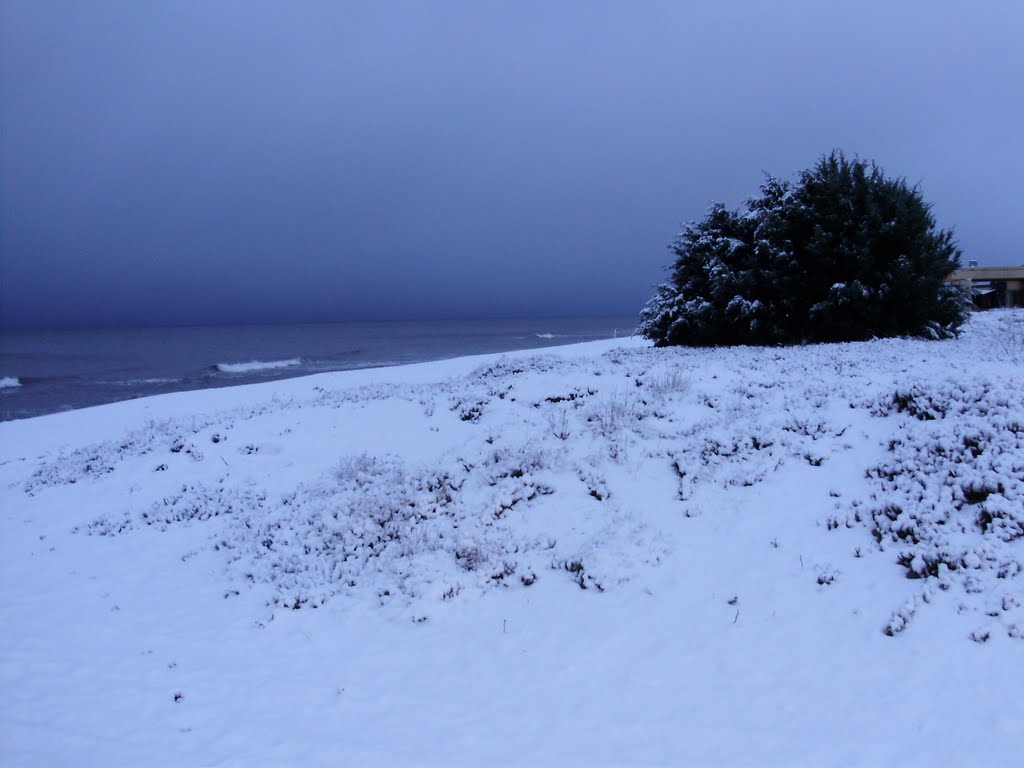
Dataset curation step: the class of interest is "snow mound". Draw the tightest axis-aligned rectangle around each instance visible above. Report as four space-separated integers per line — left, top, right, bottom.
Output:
78 443 665 609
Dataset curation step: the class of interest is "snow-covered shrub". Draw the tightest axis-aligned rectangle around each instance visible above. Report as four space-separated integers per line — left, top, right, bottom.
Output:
644 368 692 398
73 440 640 610
576 463 610 502
586 391 644 438
849 377 1024 637
669 429 785 503
546 410 572 440
640 150 966 346
335 452 397 485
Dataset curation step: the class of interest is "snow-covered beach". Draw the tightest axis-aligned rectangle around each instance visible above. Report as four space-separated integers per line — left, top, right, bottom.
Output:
2 310 1022 766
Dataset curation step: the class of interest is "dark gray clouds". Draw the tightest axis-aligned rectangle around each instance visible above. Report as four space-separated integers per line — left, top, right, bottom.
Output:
2 1 1022 329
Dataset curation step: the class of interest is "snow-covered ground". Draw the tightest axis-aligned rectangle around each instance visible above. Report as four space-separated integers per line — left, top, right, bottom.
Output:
2 310 1022 767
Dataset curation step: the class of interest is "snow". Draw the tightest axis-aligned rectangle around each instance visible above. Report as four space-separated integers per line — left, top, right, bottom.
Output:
0 376 20 388
215 358 302 373
2 310 1023 766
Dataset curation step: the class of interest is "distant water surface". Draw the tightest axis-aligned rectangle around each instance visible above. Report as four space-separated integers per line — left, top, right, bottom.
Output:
0 316 637 421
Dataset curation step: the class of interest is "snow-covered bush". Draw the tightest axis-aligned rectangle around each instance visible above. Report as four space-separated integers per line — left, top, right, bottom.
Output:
640 150 966 346
643 368 692 397
848 377 1024 637
586 391 644 438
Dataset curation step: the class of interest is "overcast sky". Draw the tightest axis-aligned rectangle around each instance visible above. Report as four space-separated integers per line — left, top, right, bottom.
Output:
1 1 1021 329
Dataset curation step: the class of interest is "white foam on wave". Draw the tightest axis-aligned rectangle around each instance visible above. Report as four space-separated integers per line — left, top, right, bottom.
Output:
216 359 302 374
0 377 21 389
535 333 556 339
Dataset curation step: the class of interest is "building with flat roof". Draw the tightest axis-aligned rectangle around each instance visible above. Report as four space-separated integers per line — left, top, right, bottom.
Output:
946 265 1024 309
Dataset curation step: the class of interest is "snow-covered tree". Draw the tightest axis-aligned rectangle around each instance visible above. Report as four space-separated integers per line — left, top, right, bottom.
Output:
640 151 966 346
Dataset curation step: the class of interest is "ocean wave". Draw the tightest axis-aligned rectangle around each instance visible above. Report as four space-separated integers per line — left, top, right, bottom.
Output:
215 359 302 374
535 333 557 339
0 377 21 389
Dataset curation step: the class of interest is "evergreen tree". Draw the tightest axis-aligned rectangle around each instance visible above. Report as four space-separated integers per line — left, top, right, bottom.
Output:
640 151 966 346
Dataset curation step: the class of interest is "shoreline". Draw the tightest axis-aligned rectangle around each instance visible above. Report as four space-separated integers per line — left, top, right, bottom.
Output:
0 336 642 450
0 318 640 424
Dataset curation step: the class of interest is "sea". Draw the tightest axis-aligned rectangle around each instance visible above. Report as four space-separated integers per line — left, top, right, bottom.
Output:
0 316 638 421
